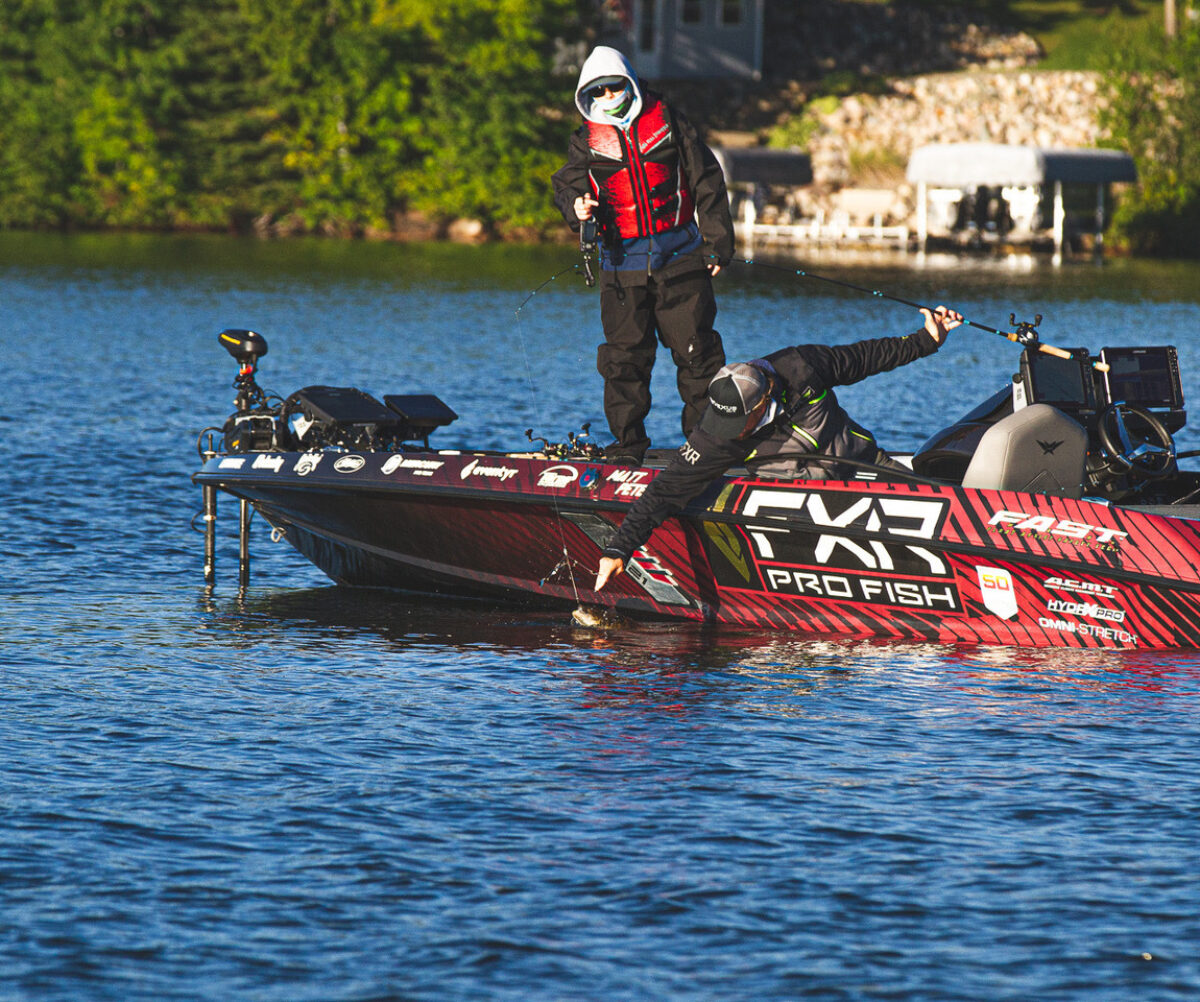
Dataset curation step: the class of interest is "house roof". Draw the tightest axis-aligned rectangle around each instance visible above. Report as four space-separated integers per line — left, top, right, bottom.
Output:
905 142 1137 187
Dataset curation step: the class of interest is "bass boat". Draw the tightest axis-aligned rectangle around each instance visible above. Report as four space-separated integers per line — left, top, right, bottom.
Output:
194 326 1200 650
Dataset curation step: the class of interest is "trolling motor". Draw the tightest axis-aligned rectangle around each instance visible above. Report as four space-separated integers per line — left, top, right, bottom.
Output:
220 328 269 413
218 328 284 452
580 217 598 288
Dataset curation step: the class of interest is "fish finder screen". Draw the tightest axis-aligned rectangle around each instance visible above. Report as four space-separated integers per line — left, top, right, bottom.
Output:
1020 349 1095 410
1099 346 1183 409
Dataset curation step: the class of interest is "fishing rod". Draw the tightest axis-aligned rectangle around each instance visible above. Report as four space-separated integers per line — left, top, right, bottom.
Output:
727 256 1110 372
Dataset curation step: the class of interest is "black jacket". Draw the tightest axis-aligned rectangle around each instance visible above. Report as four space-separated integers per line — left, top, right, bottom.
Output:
602 327 942 562
551 95 733 281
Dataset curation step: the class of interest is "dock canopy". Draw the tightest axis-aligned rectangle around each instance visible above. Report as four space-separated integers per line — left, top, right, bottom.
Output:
712 147 813 187
906 143 1136 188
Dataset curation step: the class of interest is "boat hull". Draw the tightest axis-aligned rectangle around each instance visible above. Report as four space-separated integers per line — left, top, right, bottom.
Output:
194 449 1200 650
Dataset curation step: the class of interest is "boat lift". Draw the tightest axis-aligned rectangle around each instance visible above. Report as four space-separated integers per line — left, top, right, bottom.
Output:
906 142 1138 261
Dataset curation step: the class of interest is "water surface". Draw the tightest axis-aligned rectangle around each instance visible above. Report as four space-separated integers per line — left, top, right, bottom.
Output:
3 233 1200 1001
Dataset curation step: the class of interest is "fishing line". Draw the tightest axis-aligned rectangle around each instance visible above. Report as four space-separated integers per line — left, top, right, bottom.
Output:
513 260 597 612
720 255 1106 368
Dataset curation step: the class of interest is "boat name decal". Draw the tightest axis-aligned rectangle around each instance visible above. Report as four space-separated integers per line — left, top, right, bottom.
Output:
537 464 579 489
460 459 519 482
334 455 366 473
762 568 960 611
382 455 444 476
1038 617 1138 646
987 510 1128 548
251 454 284 472
294 454 323 476
607 469 650 498
977 566 1018 620
218 457 246 469
1045 598 1126 623
1044 575 1118 598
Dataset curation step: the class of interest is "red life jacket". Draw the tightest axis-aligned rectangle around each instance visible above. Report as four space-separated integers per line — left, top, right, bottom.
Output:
584 95 695 241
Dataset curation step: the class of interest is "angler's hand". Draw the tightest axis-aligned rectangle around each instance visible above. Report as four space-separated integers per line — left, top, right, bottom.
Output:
595 556 624 591
574 195 599 221
921 305 963 344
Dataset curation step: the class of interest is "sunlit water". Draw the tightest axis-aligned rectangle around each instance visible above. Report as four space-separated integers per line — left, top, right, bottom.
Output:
3 233 1200 1001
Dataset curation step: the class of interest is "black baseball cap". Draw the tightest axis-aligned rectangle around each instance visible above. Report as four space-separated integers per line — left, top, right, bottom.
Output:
698 362 770 438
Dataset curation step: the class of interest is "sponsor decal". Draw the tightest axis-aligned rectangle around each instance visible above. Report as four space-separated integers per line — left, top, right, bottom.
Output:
537 464 580 490
294 453 322 476
1044 575 1118 598
987 510 1127 549
218 457 246 470
762 567 960 611
580 467 602 490
740 491 950 578
1045 598 1126 623
460 458 519 482
382 455 444 477
977 566 1018 620
743 489 948 541
703 521 751 583
251 454 284 473
1038 617 1138 646
333 455 366 474
680 443 701 464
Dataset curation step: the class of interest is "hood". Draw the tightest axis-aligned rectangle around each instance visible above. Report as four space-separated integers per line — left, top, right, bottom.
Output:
574 46 643 129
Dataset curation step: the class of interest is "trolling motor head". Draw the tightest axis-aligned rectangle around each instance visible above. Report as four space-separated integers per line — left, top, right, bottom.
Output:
219 328 269 369
219 328 270 418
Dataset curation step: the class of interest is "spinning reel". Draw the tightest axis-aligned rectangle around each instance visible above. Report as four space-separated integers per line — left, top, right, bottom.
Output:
524 422 602 460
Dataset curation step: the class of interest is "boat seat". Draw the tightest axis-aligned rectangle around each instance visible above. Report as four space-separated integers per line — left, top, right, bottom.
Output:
960 403 1087 498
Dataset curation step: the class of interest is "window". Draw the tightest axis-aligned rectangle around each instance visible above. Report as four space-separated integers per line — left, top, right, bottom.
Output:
639 0 656 50
681 0 703 25
720 0 743 25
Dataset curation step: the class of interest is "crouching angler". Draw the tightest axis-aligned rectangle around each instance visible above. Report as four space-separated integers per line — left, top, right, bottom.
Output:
593 306 964 590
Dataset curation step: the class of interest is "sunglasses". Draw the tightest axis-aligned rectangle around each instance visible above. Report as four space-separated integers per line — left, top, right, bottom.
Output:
588 82 624 100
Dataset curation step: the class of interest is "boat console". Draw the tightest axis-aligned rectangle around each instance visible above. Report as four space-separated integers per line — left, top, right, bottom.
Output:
913 343 1189 502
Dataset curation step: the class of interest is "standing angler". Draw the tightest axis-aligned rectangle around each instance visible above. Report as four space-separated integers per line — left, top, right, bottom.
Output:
552 45 734 467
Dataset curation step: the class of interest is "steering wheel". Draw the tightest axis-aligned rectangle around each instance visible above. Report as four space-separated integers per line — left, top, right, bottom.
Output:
1095 403 1176 479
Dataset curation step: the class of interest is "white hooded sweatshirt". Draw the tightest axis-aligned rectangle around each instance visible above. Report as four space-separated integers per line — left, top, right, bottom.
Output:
574 46 643 131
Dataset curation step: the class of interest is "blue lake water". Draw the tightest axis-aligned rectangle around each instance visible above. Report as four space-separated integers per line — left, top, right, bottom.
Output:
3 232 1200 1000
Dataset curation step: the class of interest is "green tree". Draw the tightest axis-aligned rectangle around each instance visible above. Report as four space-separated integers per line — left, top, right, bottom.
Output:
1101 17 1200 256
375 0 582 235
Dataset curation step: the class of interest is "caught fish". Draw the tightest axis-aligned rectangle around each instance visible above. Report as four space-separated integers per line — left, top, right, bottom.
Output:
571 604 625 629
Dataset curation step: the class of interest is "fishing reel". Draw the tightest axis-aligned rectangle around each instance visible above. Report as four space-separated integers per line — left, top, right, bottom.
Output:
580 218 598 288
1008 313 1043 346
524 422 602 460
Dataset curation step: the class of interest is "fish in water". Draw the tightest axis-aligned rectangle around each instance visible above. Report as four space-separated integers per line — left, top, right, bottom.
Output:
571 604 625 629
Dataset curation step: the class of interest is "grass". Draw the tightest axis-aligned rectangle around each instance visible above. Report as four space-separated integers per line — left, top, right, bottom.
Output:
907 0 1168 69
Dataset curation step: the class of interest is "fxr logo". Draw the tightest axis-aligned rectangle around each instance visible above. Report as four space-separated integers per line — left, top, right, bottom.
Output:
743 489 947 539
741 489 949 574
